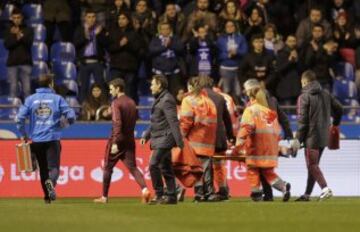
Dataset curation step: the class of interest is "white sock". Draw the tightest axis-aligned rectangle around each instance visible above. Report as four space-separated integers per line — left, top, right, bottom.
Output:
142 187 149 194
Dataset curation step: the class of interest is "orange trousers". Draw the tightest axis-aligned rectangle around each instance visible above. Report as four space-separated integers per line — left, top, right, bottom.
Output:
247 167 280 193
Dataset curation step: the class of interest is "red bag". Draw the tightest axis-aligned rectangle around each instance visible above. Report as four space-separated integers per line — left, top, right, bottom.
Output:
328 126 340 150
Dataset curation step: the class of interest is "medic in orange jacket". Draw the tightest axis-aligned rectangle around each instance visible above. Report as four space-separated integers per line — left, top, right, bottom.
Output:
180 89 217 157
235 79 291 202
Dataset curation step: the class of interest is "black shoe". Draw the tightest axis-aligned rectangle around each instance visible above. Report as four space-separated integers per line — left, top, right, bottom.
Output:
193 196 205 203
45 179 56 201
283 182 291 202
44 198 51 204
177 188 186 202
263 197 274 202
148 196 163 205
160 196 177 205
216 193 229 201
295 195 310 202
250 192 263 202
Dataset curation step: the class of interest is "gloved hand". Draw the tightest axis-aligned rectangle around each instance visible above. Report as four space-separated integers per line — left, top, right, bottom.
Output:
290 139 301 150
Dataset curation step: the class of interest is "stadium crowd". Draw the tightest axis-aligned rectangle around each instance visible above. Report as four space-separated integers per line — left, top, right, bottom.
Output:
0 0 360 121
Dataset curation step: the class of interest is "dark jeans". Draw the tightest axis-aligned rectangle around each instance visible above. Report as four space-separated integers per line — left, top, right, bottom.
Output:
30 140 61 200
304 148 327 195
79 62 105 102
149 148 176 199
45 21 72 47
110 69 138 103
194 156 215 199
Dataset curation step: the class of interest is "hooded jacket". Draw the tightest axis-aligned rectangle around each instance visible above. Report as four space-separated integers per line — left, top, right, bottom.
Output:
296 81 343 148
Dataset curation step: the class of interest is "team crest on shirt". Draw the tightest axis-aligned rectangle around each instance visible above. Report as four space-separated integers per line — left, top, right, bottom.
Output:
35 102 52 120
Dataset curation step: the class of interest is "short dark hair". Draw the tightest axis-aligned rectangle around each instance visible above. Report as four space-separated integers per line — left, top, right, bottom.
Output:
152 75 168 90
251 33 264 43
38 74 54 88
85 8 96 15
109 78 125 92
301 70 317 82
312 23 324 30
11 8 22 16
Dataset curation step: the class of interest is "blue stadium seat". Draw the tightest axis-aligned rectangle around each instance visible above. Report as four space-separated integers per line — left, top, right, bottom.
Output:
63 79 79 95
31 61 49 79
0 96 21 120
65 96 81 117
50 42 76 63
0 4 15 21
0 40 8 81
0 39 8 61
22 4 43 24
52 61 77 81
333 79 358 104
30 24 46 42
138 96 154 106
32 42 48 62
0 62 7 81
335 62 355 81
138 108 151 121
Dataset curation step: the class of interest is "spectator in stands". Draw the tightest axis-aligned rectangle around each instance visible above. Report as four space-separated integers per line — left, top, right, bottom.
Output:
132 0 156 46
263 23 284 56
188 23 217 78
4 8 33 98
217 19 248 104
108 12 142 103
106 0 130 29
81 83 110 121
43 0 72 47
218 0 247 34
74 8 107 102
158 3 186 40
245 0 270 25
243 7 264 41
149 22 184 97
80 0 109 27
296 6 332 48
239 34 276 95
184 0 218 42
333 11 356 49
302 24 338 91
275 34 301 106
330 0 351 23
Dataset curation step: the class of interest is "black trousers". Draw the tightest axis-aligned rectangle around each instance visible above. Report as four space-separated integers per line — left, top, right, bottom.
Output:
261 173 273 200
30 140 61 200
149 148 176 199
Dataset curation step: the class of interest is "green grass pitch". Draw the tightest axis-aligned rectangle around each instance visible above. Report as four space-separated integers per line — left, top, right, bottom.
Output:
0 197 359 232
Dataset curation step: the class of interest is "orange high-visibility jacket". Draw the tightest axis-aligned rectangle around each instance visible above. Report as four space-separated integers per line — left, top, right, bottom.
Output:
213 87 239 135
180 90 217 157
235 100 281 168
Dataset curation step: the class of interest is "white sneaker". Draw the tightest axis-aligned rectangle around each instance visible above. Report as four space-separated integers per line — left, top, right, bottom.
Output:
319 187 333 201
94 196 108 203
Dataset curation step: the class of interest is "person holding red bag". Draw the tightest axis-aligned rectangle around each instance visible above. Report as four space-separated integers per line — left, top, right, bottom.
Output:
292 70 343 201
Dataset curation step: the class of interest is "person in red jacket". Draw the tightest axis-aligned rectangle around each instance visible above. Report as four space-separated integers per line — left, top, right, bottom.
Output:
94 78 151 204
